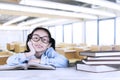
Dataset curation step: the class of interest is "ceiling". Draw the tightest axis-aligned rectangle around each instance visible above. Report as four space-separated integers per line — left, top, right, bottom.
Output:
0 0 119 28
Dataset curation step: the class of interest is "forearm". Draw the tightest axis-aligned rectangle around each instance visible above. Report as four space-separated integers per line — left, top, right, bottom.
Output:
40 56 68 68
24 52 35 58
28 58 40 64
6 53 28 66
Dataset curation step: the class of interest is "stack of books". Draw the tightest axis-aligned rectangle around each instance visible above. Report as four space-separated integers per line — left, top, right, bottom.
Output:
76 51 120 72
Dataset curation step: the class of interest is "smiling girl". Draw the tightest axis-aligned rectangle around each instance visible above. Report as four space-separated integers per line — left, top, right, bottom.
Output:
7 27 69 68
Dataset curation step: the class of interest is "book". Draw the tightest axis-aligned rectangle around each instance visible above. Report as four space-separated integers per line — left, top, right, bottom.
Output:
76 61 120 73
82 59 120 64
80 51 120 57
87 56 120 61
0 63 56 70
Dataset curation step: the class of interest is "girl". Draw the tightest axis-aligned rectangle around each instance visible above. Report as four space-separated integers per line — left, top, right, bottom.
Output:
7 27 68 68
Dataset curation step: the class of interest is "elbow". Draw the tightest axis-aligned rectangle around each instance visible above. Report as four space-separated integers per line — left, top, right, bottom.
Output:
55 60 69 68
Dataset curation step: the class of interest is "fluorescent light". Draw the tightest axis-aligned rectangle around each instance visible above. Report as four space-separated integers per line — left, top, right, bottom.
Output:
31 19 77 27
0 2 97 19
20 0 115 17
18 18 49 26
3 16 28 26
75 0 120 11
0 25 30 30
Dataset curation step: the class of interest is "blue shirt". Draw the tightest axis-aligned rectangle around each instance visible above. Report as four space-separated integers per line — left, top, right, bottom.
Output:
7 47 69 68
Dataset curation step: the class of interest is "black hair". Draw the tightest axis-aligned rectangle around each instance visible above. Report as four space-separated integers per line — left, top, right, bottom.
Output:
51 38 55 50
25 27 55 52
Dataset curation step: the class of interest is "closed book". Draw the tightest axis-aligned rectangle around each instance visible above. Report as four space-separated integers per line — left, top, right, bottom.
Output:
80 51 120 57
82 59 120 64
76 61 120 73
87 56 120 61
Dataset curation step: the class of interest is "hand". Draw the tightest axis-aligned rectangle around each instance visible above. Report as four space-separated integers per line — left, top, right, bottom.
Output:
28 41 36 54
28 58 40 64
25 41 36 57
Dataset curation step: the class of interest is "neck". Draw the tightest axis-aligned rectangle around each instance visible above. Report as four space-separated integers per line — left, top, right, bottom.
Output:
35 51 43 58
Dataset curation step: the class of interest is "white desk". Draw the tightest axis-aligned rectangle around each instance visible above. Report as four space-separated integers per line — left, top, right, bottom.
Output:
0 67 120 80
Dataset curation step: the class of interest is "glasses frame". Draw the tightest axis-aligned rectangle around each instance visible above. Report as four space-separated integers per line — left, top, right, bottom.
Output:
31 34 50 44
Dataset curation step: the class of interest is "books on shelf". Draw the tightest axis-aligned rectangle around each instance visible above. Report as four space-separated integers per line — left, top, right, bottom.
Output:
76 61 120 73
0 62 56 70
80 51 120 57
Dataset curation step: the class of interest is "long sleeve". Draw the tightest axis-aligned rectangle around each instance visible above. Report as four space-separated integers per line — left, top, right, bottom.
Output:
6 53 29 66
6 47 69 68
40 47 69 68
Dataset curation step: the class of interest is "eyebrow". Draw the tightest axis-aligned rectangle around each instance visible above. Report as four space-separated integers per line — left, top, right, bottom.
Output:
33 34 48 37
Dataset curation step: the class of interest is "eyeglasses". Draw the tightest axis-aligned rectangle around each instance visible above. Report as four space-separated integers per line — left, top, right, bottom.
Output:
31 34 50 44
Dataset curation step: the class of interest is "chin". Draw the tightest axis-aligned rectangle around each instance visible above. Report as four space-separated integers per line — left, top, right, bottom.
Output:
36 49 43 52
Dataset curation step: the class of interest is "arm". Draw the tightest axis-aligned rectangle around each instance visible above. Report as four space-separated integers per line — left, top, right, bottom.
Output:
7 41 36 66
47 54 69 68
6 53 28 66
40 48 69 68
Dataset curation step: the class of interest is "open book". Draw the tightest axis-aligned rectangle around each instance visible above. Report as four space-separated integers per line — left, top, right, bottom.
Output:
0 63 56 70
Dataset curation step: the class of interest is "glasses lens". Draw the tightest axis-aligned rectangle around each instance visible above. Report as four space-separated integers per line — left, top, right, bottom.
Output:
32 34 40 42
41 36 49 44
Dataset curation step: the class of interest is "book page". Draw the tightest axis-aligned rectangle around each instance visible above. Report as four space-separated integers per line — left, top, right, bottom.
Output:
0 64 27 70
28 62 56 70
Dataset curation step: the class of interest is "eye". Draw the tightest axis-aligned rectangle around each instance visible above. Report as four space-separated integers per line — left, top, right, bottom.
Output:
43 38 47 41
42 37 49 43
34 37 39 40
32 35 40 41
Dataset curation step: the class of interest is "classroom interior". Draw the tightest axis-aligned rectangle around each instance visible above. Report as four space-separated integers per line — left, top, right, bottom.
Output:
0 0 120 79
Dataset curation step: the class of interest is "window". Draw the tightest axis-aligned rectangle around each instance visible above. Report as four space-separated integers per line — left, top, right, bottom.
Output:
99 19 114 45
86 20 97 46
63 24 72 43
55 25 63 44
116 17 120 45
73 22 84 44
49 26 56 39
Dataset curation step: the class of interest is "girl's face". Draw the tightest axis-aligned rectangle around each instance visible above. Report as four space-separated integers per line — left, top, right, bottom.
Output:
31 30 51 53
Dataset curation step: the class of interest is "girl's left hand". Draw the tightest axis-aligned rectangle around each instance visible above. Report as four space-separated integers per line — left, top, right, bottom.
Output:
28 58 40 64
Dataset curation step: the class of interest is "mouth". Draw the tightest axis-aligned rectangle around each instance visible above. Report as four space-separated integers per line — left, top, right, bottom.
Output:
35 44 43 48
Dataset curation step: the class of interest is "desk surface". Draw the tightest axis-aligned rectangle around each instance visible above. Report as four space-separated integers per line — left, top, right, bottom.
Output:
0 67 120 80
64 49 76 52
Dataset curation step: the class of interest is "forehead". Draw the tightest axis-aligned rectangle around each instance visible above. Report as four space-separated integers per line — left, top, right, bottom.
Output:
33 30 48 36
